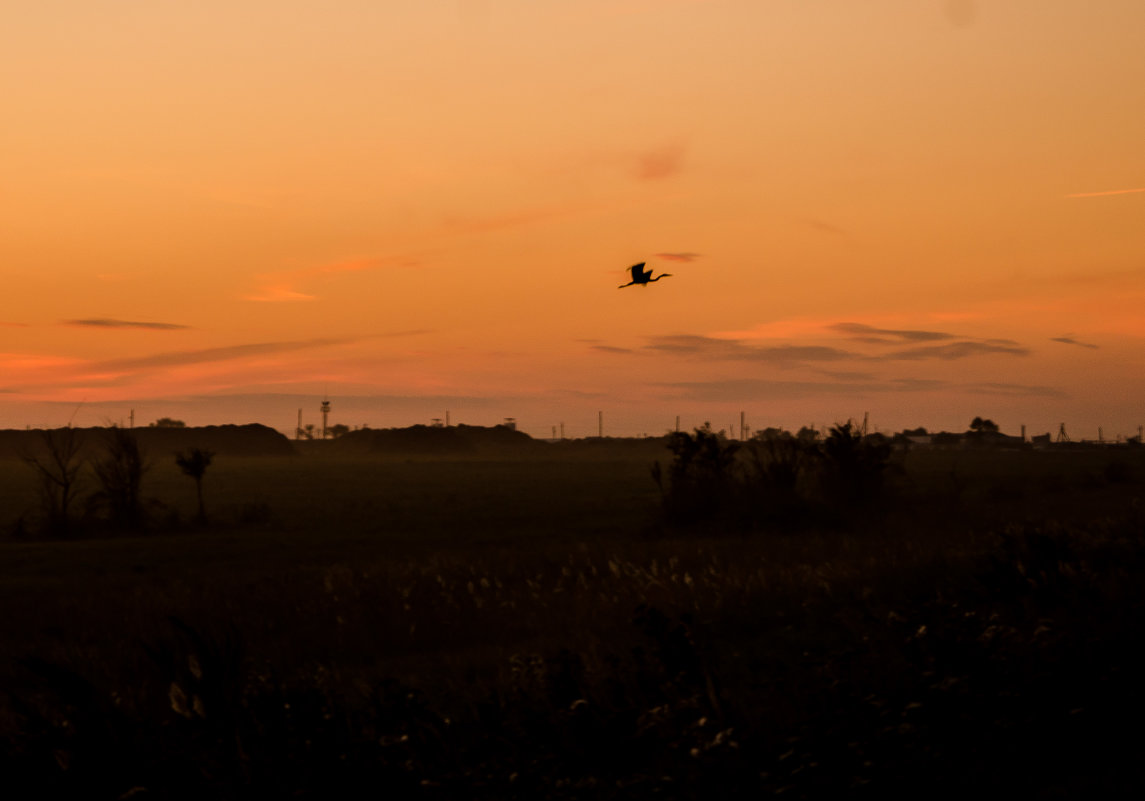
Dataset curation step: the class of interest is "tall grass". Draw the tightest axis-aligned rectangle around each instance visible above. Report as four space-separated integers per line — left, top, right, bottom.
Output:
2 443 1145 796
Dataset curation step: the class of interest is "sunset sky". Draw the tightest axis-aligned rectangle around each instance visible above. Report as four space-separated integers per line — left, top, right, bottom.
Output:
3 1 1143 439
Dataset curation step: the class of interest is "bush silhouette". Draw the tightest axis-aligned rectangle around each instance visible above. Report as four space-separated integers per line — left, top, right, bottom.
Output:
91 427 150 530
654 424 739 524
817 421 892 508
655 421 892 530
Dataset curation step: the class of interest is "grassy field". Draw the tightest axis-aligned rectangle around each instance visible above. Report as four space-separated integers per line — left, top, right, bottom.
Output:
2 440 1144 798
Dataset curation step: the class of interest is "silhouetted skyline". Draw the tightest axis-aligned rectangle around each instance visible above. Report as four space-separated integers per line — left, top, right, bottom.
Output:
3 2 1143 436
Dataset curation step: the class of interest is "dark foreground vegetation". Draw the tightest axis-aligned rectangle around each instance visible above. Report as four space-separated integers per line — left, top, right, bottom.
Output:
1 423 1144 798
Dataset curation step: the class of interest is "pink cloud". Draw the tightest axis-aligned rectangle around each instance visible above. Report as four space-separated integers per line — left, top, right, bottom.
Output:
634 142 686 181
1065 187 1145 198
245 284 317 302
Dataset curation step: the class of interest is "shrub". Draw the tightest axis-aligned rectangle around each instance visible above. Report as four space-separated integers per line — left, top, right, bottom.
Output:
654 421 892 531
817 421 891 508
653 425 739 525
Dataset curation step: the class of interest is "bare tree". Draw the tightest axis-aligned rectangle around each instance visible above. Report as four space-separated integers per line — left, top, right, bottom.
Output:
91 426 150 529
22 427 87 537
175 449 214 524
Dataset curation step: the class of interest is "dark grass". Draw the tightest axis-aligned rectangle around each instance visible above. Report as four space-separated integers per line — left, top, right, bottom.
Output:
2 444 1145 797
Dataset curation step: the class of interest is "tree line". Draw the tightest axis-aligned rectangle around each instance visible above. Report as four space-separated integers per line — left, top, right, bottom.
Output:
20 427 213 538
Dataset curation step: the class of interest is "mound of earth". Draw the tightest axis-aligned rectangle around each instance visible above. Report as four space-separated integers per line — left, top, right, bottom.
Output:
0 424 294 461
329 424 542 456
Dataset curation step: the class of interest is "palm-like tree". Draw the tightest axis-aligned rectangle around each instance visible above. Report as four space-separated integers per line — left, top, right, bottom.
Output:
175 448 214 524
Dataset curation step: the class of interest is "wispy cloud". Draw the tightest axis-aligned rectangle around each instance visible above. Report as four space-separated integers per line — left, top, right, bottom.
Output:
818 369 878 381
1065 187 1145 199
245 286 317 303
652 377 947 401
943 0 977 28
881 341 1030 360
96 337 357 371
645 335 855 363
964 382 1066 398
653 376 1061 401
598 330 1030 364
633 142 686 181
654 252 701 262
65 318 191 330
443 202 587 235
245 255 421 303
1051 336 1099 350
831 322 956 344
805 219 845 235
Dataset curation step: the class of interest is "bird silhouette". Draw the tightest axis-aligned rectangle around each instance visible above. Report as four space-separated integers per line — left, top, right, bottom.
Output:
618 262 672 289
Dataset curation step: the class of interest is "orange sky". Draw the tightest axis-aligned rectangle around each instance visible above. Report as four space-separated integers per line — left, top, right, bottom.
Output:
3 1 1144 438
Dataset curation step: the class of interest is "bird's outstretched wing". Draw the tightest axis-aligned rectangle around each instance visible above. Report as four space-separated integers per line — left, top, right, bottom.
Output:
630 262 648 281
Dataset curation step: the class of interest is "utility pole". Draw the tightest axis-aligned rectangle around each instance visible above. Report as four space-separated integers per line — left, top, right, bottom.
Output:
296 409 302 440
129 409 134 429
598 411 603 438
560 422 565 440
740 411 745 441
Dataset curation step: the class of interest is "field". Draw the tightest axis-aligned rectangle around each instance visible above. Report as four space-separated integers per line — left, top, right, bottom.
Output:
2 436 1145 798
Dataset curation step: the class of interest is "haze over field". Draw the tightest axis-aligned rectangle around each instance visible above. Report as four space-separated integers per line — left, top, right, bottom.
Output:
3 1 1143 437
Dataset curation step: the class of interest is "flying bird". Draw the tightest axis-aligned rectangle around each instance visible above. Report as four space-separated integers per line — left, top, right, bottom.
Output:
618 262 672 289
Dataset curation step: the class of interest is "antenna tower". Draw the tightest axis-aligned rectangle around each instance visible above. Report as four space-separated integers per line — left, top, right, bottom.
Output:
1056 423 1070 443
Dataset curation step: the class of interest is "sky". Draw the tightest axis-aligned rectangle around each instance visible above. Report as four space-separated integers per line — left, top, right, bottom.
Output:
2 0 1144 439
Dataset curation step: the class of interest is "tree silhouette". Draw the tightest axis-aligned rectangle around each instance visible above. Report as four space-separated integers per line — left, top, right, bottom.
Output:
175 448 214 524
969 417 999 434
92 426 150 529
21 427 86 537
